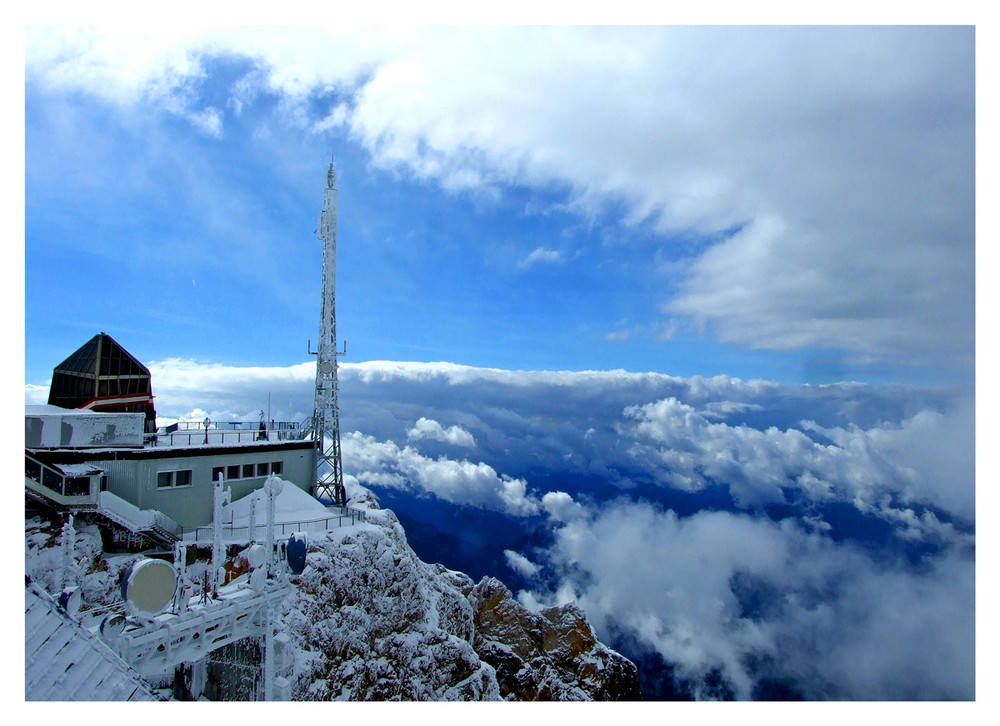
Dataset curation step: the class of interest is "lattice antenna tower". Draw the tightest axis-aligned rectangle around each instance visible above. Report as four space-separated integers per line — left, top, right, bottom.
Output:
310 159 347 507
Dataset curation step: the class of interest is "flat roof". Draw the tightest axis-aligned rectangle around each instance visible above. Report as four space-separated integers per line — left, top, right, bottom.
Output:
28 438 314 464
25 404 138 417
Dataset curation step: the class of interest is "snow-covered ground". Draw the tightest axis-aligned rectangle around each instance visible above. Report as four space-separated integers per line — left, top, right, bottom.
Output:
25 484 639 701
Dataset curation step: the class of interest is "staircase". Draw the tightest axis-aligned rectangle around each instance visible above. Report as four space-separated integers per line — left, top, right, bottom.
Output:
95 491 181 547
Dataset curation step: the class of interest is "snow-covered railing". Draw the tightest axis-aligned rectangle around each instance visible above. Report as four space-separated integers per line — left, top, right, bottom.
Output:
146 421 307 448
188 507 366 544
111 586 290 678
97 491 182 541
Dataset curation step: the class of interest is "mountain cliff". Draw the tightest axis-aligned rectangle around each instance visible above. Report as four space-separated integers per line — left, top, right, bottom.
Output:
277 503 641 701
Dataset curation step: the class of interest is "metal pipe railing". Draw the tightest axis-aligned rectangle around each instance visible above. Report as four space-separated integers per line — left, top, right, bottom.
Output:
190 508 366 543
145 427 308 448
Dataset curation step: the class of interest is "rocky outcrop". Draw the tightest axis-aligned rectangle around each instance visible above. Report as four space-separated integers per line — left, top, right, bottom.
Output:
469 577 642 700
278 508 498 701
277 507 641 701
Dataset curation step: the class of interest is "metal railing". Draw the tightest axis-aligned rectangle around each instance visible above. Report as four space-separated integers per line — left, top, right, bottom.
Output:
96 490 182 542
145 422 309 448
190 507 366 544
112 586 290 678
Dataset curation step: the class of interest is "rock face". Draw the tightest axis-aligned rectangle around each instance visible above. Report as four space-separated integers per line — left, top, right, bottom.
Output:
279 508 498 701
470 577 642 701
277 507 641 701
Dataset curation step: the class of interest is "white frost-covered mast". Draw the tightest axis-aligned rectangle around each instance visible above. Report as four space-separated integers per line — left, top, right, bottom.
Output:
311 159 347 507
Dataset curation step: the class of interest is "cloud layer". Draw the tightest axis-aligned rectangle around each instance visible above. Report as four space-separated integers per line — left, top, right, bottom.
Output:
24 358 975 698
522 500 974 700
25 26 975 372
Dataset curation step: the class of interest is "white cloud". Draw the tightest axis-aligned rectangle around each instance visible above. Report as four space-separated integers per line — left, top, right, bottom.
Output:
35 356 970 542
526 499 974 700
341 431 540 517
518 246 565 270
24 27 974 368
24 384 49 405
407 417 476 448
623 395 975 534
66 357 971 529
503 549 541 579
27 355 972 697
541 491 585 523
144 358 317 422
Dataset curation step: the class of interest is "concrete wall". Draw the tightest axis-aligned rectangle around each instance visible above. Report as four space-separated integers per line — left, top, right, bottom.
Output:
89 445 315 530
25 409 144 449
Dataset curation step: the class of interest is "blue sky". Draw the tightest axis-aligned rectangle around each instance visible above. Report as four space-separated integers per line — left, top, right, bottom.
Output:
23 25 975 390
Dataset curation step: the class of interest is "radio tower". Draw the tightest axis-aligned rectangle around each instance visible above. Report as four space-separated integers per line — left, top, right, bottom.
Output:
311 159 347 507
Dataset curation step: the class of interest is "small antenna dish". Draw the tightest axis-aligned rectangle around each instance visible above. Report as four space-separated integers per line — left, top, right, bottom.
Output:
245 543 266 569
100 613 126 642
58 586 82 615
121 558 178 617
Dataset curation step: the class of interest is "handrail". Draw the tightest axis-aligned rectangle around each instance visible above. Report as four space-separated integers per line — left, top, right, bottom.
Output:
96 491 182 540
190 507 366 543
162 420 302 432
144 428 309 448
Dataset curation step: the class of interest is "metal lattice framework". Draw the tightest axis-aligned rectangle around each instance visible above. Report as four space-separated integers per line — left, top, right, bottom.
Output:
311 160 347 507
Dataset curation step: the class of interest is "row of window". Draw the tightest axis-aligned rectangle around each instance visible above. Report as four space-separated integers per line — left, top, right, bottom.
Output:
156 460 283 489
157 469 192 488
49 372 151 402
212 461 283 483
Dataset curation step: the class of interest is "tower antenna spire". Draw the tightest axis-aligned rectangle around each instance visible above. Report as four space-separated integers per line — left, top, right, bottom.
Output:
311 157 347 507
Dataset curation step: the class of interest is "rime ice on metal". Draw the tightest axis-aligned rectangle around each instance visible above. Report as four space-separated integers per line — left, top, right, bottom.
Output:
312 159 347 507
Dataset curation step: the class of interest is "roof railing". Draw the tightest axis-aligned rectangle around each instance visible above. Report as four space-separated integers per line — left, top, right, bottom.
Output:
188 507 366 544
146 421 309 448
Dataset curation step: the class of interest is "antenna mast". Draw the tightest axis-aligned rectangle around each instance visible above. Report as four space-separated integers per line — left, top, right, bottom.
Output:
311 159 347 507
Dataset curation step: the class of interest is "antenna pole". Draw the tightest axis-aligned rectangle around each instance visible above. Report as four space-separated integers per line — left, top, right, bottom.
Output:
312 159 347 508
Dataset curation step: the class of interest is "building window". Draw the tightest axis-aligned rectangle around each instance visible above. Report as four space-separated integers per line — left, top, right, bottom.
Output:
65 477 91 496
227 465 241 480
212 466 224 482
242 463 255 478
271 461 282 475
157 469 193 488
256 463 269 477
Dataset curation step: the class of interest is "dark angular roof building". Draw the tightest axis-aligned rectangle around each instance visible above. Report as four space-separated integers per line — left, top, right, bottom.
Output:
47 332 157 433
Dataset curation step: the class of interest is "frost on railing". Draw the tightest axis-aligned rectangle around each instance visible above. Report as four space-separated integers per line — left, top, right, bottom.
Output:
191 508 366 544
147 420 308 448
97 491 181 538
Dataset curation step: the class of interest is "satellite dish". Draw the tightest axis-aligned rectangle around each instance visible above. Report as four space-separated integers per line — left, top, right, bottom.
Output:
100 613 126 642
121 558 178 617
245 543 265 569
320 361 334 374
58 586 81 615
287 533 308 575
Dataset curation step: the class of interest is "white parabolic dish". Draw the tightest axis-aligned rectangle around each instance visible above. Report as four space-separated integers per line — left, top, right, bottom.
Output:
122 558 177 617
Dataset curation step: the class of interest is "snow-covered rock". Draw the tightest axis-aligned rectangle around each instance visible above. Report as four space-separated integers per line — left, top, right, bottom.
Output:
276 505 640 701
278 507 499 700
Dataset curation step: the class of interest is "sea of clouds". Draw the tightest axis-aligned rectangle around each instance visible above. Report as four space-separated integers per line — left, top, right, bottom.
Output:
25 358 975 699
